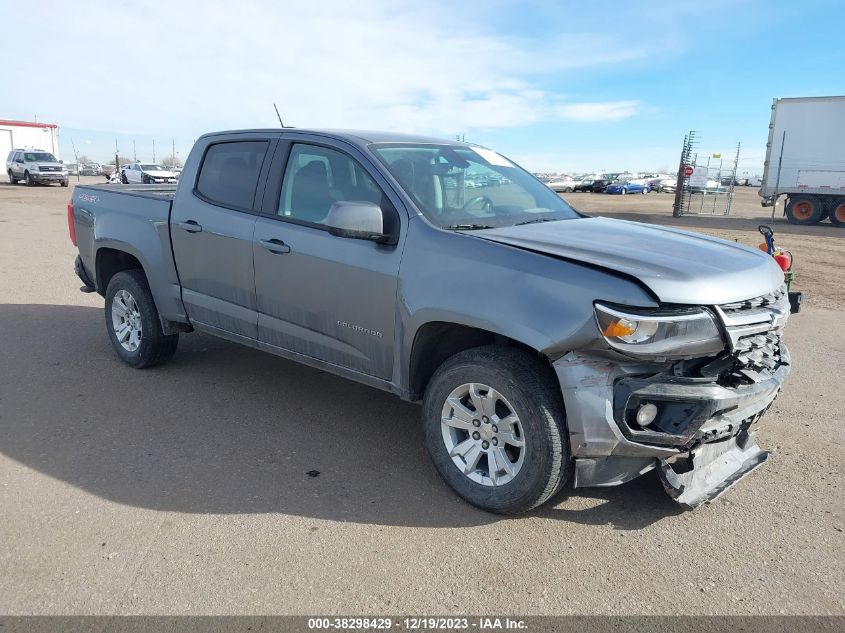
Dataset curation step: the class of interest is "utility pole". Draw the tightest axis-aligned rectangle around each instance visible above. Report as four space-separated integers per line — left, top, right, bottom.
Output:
133 140 137 162
172 139 176 166
70 138 80 182
152 140 156 163
114 139 120 172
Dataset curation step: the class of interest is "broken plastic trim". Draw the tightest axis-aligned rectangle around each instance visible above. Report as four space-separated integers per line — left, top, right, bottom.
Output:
658 430 768 509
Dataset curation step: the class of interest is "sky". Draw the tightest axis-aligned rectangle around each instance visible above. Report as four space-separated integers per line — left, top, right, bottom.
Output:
2 0 842 175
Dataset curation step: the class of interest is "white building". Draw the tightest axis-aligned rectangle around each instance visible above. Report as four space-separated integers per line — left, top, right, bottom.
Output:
0 119 60 160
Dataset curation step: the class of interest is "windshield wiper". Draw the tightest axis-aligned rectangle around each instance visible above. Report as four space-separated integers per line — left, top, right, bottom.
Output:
445 223 495 230
513 218 559 226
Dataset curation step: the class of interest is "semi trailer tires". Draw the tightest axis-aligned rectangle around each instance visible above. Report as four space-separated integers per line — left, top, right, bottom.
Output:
828 198 845 227
785 195 823 225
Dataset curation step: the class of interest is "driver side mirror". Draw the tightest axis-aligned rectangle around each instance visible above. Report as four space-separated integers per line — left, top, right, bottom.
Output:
325 201 396 244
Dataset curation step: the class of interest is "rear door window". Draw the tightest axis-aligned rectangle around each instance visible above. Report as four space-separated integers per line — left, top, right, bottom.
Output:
195 141 270 211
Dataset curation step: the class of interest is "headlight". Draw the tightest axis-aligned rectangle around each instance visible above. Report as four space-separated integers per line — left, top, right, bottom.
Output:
594 303 724 359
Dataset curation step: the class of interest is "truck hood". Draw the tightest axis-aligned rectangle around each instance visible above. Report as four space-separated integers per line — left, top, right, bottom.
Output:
474 217 784 305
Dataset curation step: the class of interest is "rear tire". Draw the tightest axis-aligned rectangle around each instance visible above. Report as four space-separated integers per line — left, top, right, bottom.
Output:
422 346 571 515
105 270 179 369
828 198 845 227
7 170 16 184
785 195 823 225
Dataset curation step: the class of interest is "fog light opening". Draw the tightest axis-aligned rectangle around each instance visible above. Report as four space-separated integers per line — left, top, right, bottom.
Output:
635 403 658 427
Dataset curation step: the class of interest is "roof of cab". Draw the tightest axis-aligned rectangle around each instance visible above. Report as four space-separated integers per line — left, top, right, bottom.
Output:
199 128 471 148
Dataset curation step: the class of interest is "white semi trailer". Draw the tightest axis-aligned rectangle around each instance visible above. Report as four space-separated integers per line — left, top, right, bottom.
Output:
760 96 845 227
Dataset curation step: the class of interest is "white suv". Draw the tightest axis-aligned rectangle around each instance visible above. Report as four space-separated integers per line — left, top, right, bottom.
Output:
6 149 69 187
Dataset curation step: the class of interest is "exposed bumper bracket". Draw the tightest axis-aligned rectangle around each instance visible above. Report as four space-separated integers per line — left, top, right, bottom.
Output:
658 430 768 509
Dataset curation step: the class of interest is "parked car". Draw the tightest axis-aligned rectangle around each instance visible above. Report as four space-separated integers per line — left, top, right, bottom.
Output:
606 180 651 194
80 163 101 176
590 178 615 192
6 149 69 186
547 177 575 192
658 178 677 193
68 128 794 514
121 163 178 184
573 178 595 192
690 179 724 193
65 163 80 176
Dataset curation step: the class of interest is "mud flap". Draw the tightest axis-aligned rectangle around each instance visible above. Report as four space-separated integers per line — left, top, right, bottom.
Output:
658 431 768 509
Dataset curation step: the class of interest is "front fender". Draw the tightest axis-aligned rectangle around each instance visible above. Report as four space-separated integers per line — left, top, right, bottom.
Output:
396 219 657 394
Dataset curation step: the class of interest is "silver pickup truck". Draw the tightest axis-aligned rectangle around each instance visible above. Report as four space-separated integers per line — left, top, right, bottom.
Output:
68 129 794 514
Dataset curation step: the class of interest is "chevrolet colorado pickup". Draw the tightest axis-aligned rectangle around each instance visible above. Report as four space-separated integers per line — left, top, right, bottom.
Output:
68 129 794 514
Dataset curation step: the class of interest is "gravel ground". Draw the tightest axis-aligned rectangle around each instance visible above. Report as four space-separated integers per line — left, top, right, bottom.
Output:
0 176 842 615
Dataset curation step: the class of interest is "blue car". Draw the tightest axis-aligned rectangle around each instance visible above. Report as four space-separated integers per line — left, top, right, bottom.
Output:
605 180 651 195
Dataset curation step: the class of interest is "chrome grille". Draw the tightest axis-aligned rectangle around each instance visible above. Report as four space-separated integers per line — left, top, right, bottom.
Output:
715 285 789 383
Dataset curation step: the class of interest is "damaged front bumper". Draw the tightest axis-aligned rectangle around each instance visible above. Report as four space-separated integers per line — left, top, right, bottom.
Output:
553 344 790 509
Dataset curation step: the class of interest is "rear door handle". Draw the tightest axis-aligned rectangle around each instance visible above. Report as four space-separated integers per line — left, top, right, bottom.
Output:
175 220 203 233
259 238 291 254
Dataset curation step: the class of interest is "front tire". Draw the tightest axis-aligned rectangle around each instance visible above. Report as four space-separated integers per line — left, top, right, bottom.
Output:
24 171 34 186
621 187 627 195
105 270 179 368
422 346 571 515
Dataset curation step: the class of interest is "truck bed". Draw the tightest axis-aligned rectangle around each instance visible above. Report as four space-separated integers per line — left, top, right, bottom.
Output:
71 183 186 326
78 183 178 200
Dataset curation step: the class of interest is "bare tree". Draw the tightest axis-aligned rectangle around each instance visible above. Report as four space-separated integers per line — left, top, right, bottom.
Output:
107 156 133 168
160 154 183 169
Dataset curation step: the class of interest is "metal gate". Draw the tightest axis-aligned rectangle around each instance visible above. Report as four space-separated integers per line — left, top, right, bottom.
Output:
672 131 740 217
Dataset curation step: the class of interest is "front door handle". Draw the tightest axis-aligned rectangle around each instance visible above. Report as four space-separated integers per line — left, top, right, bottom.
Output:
175 220 203 233
259 238 291 254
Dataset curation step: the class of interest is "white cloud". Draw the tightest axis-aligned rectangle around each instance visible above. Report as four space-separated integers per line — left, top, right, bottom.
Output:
555 101 640 122
0 0 648 137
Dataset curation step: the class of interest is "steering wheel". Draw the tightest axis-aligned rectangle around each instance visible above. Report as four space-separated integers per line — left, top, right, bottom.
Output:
462 195 493 212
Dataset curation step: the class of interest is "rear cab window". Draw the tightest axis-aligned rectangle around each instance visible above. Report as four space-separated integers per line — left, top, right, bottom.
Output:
195 141 270 211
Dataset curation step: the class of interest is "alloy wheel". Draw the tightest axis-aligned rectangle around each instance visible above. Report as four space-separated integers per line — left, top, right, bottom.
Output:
111 289 143 352
440 382 526 486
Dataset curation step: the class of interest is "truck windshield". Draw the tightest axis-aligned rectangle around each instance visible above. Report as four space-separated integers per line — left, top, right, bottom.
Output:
24 153 57 162
372 144 580 229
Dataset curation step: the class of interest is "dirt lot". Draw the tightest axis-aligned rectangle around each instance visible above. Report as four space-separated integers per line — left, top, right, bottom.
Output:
0 176 842 616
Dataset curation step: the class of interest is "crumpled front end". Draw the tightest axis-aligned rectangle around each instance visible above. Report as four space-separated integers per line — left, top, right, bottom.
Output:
554 286 792 508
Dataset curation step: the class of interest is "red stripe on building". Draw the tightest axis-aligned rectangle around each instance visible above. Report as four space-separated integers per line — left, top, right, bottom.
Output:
0 119 58 129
